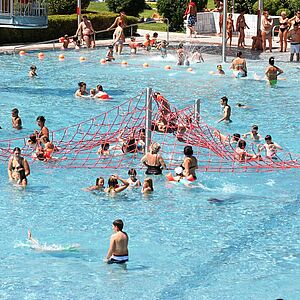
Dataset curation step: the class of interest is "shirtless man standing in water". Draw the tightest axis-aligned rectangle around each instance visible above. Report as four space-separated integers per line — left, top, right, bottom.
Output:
104 219 129 264
218 96 232 123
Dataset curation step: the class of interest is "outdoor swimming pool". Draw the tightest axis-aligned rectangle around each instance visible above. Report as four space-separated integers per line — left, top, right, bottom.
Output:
0 47 299 299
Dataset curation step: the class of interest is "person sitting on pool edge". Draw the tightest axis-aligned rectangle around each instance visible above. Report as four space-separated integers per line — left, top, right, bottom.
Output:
141 142 166 175
104 174 129 194
217 96 232 123
104 219 128 264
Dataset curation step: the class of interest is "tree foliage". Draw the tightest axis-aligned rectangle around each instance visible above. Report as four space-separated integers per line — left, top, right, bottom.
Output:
106 0 146 17
49 0 90 15
157 0 207 32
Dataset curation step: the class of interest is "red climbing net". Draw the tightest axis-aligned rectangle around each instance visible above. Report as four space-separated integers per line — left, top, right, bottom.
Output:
0 90 299 172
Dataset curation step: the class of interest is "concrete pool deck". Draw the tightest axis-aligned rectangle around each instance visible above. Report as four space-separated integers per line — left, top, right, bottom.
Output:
0 28 284 60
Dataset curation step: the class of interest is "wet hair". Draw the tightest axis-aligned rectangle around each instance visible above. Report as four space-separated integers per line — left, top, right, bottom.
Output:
178 43 184 48
265 135 272 141
128 168 137 176
221 96 228 104
30 65 37 70
13 147 21 153
123 138 137 153
252 125 258 131
101 142 109 150
153 32 158 38
269 56 275 66
144 178 154 191
78 81 86 87
108 45 113 49
42 137 50 143
236 103 242 107
238 140 246 148
96 177 104 185
36 116 46 123
29 134 37 143
233 133 241 141
150 142 161 154
237 51 242 58
184 145 193 156
97 84 103 91
113 219 124 231
130 36 136 41
108 176 118 188
12 108 19 114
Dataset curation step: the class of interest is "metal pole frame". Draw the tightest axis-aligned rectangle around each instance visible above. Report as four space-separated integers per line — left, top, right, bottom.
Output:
257 0 263 34
222 0 228 63
145 88 152 154
194 99 201 123
77 0 81 27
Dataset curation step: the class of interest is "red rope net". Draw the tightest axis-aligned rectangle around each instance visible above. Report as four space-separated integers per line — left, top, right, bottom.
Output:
0 90 299 173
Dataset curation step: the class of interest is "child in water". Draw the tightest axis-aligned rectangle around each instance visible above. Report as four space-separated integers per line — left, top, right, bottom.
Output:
216 65 225 75
97 142 110 155
177 43 185 65
157 40 169 58
142 178 153 193
29 65 37 77
106 45 115 61
85 177 105 191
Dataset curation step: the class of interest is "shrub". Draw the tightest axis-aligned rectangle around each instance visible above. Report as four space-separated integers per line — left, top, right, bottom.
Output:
106 0 146 17
0 13 138 45
157 0 207 32
252 0 299 17
49 0 91 15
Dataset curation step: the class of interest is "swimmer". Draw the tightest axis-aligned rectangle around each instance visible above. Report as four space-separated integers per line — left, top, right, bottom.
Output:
143 33 151 51
213 130 241 145
265 56 283 86
230 51 247 77
95 85 111 99
97 142 110 155
34 116 49 141
216 64 225 75
141 178 154 193
129 36 140 54
236 103 252 109
157 40 169 58
217 96 232 123
27 134 37 146
126 168 141 187
11 108 22 130
235 140 260 161
85 177 105 191
8 147 30 186
61 34 71 49
75 82 88 97
181 145 198 180
258 135 282 159
104 219 128 264
242 125 261 141
90 88 96 98
141 142 166 175
29 65 37 77
104 174 129 194
191 47 204 63
106 45 115 61
40 137 56 160
27 229 80 252
177 43 185 65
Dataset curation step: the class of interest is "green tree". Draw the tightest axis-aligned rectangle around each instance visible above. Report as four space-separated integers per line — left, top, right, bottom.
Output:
106 0 146 17
157 0 207 32
49 0 90 15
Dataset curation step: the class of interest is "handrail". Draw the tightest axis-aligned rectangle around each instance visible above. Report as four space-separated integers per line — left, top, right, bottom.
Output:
12 18 170 52
272 25 280 42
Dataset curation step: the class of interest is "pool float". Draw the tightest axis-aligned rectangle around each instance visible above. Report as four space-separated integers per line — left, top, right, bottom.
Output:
95 92 111 100
232 70 246 78
166 173 195 182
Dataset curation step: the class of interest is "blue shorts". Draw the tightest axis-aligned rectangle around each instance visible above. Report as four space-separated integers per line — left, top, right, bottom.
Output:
188 15 196 27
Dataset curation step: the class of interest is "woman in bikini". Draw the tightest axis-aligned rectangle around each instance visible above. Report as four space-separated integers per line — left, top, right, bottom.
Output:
8 147 30 186
181 145 198 180
279 11 289 52
261 11 273 52
141 142 166 175
236 11 249 48
75 15 95 48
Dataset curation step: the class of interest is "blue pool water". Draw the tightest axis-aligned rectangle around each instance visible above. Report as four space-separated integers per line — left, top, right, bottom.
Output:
0 48 299 299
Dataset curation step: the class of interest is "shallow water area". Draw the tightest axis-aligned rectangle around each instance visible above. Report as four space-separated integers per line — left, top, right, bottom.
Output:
0 48 299 299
